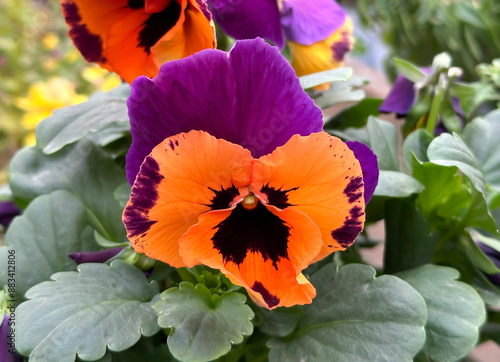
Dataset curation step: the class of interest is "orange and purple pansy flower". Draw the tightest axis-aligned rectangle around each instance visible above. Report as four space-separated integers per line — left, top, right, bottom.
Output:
122 39 378 309
207 0 354 85
61 0 216 83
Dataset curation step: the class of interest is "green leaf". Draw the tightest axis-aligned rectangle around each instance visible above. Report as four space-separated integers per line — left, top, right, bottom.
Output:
373 170 424 198
460 189 499 235
17 261 160 361
413 161 463 217
299 68 352 89
398 265 486 361
155 282 254 362
459 233 500 274
394 57 427 83
114 183 131 209
268 264 427 361
427 132 487 195
1 190 99 296
255 305 302 338
383 199 439 274
35 84 130 154
439 93 462 133
323 98 382 130
464 112 500 191
402 129 433 171
367 116 399 171
9 140 126 242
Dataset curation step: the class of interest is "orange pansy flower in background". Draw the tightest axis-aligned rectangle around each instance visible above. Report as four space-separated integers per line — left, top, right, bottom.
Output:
122 39 378 309
61 0 216 83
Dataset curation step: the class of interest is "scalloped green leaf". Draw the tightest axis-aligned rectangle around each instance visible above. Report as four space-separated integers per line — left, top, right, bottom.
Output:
268 264 427 361
17 260 160 362
299 67 352 89
427 132 486 195
373 170 424 198
35 84 130 154
155 282 254 362
463 111 500 191
1 190 99 296
402 128 433 171
367 116 399 171
9 140 126 242
398 265 486 361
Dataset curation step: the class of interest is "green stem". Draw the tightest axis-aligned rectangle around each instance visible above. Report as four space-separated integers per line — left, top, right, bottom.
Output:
426 78 446 133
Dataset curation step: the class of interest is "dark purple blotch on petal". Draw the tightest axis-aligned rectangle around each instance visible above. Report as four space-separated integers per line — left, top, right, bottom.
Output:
260 184 298 209
378 75 416 117
126 38 323 184
477 242 500 286
1 314 23 362
207 185 240 210
331 206 364 248
343 176 363 203
212 202 290 268
345 141 379 204
123 155 164 238
69 247 124 264
251 281 280 308
0 201 20 228
331 33 351 62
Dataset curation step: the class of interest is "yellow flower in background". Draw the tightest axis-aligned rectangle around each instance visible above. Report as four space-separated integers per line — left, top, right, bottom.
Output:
42 32 60 51
16 77 87 145
81 65 122 92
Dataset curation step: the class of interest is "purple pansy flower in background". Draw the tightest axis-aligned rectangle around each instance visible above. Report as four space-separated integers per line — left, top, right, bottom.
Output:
477 242 500 286
0 201 20 229
206 0 354 85
379 67 464 134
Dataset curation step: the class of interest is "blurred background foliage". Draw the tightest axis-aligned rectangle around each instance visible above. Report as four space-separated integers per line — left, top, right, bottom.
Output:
0 0 120 183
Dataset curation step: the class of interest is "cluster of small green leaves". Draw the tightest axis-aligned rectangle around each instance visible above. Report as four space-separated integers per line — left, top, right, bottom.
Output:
357 0 500 80
0 67 496 362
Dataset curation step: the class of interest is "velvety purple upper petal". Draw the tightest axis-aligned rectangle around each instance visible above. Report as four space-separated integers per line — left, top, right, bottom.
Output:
69 247 124 264
126 38 323 184
1 314 23 362
378 75 416 117
208 0 284 48
280 0 346 45
345 141 379 204
0 201 20 228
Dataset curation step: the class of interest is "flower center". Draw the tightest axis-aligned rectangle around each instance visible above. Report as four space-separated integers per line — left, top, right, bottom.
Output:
242 193 258 210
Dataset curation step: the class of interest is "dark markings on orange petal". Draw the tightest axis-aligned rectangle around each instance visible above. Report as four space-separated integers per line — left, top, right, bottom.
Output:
206 185 240 210
344 176 363 203
251 281 280 308
331 31 352 62
260 184 298 209
62 2 106 63
128 0 145 9
123 156 164 237
212 203 290 268
139 0 182 53
331 206 364 248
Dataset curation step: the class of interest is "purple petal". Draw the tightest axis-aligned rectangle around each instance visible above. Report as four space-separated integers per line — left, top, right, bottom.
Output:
345 141 379 204
1 314 23 362
379 75 416 117
208 0 284 48
280 0 346 45
0 201 20 228
69 247 124 264
126 38 323 184
195 0 212 21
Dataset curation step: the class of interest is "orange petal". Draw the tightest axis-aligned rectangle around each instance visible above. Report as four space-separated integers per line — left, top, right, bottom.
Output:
123 130 252 267
178 204 322 308
288 17 354 90
252 132 365 263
